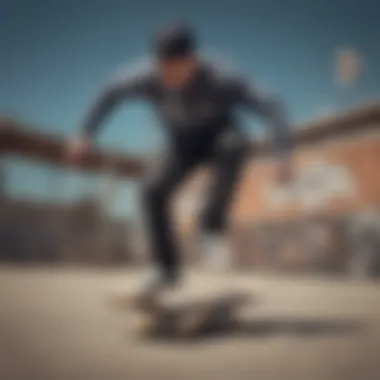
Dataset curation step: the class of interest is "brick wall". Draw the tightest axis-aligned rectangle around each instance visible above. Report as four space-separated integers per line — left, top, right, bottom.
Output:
174 126 380 273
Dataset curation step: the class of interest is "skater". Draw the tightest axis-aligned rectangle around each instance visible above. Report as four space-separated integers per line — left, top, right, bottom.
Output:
66 23 293 297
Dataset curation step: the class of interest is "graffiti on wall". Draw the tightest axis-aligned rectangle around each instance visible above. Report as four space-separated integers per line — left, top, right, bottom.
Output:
344 211 380 276
232 210 380 276
240 217 344 271
267 161 357 210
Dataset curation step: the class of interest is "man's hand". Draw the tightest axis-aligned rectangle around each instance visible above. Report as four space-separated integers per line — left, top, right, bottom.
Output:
65 137 90 163
275 161 294 185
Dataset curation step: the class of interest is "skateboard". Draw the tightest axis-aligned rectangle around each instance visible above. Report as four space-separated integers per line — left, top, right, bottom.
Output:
109 291 251 339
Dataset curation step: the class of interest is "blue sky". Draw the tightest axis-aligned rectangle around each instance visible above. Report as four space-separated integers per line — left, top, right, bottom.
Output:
1 0 380 217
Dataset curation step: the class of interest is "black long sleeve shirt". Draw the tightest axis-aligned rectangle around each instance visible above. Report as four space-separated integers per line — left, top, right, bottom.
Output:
80 61 292 158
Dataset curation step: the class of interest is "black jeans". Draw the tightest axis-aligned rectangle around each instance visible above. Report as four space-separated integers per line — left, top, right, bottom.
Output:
141 128 249 279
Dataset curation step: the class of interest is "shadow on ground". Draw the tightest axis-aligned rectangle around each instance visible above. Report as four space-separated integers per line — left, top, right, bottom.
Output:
129 315 366 344
120 291 367 343
234 317 365 338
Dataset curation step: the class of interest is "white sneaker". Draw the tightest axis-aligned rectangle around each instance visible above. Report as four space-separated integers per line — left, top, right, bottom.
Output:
135 268 179 300
199 234 233 271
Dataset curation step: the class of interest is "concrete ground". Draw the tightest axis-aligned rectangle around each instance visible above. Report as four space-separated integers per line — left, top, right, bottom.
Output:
0 266 380 380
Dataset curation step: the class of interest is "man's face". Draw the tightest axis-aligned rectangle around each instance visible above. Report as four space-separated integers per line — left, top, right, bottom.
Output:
157 55 198 89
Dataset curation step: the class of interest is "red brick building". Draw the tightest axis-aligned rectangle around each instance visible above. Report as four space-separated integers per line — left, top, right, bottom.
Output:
175 103 380 275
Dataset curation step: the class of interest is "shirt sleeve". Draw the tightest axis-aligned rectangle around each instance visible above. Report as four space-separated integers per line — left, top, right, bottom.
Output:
227 76 293 159
80 70 155 139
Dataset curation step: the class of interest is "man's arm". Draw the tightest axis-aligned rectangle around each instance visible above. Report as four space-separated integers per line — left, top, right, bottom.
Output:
80 71 154 140
229 77 293 161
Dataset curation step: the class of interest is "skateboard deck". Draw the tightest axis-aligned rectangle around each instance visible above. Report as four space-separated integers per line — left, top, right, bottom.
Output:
109 291 251 339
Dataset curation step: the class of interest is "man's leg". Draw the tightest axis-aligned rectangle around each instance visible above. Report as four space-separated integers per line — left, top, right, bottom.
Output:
199 130 249 266
141 150 199 288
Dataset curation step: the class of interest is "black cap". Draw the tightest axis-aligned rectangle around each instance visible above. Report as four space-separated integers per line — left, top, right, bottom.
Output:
153 24 196 59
